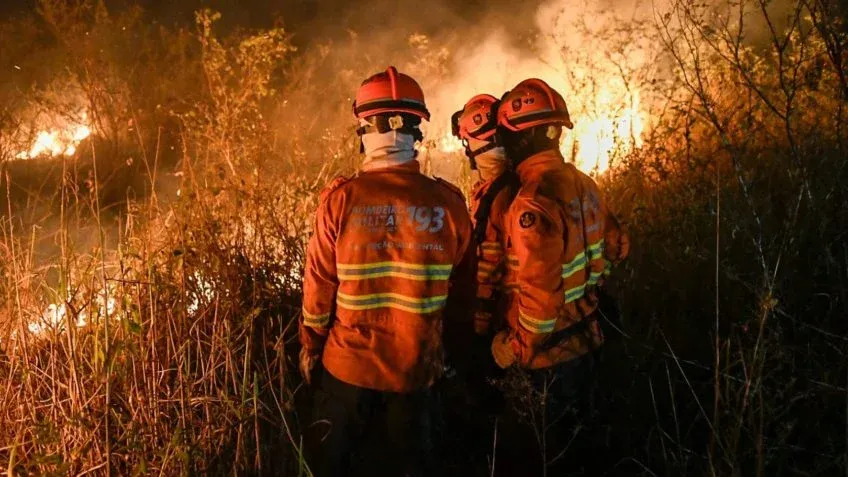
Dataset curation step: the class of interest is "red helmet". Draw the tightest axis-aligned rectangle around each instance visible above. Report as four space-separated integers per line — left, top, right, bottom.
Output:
353 66 430 121
451 94 500 142
497 78 573 132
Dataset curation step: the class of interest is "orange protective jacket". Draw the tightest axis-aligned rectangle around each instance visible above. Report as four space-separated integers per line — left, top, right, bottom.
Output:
469 176 517 335
503 150 630 369
300 160 476 393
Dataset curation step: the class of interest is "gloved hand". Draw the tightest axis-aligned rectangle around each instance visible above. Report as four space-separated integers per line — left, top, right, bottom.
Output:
491 330 517 369
299 348 321 386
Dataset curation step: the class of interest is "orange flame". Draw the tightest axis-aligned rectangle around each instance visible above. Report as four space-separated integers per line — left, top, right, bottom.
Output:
16 112 92 160
561 91 644 175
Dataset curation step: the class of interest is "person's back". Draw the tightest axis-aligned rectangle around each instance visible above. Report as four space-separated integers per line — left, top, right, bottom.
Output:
313 160 474 392
299 66 474 477
488 77 630 476
502 149 621 368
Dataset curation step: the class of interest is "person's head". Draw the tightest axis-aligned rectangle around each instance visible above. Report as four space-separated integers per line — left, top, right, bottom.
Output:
496 78 573 165
352 66 429 158
451 94 507 181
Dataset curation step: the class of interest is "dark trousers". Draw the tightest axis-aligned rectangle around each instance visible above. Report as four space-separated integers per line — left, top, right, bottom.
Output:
493 350 601 477
305 370 436 477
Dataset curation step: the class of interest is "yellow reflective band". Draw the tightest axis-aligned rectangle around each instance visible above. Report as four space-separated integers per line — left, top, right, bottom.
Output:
519 311 557 334
337 261 453 271
587 271 603 286
480 241 503 252
336 292 448 314
507 255 519 269
603 260 613 276
588 239 605 260
480 249 503 260
477 260 498 272
562 252 588 279
337 261 453 281
565 283 587 303
302 309 331 328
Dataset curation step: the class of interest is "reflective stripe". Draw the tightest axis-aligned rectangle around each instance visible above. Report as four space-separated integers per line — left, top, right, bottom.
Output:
480 241 503 252
588 239 605 260
587 271 603 286
336 292 448 314
302 309 331 328
477 260 498 273
565 273 602 303
561 253 588 279
603 259 612 276
337 262 453 281
565 283 586 303
507 255 519 269
519 311 557 333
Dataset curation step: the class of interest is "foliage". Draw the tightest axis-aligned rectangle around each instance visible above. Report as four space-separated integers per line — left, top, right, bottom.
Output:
0 0 847 475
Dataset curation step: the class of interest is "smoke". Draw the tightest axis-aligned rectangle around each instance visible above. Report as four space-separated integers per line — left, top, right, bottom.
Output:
408 0 658 177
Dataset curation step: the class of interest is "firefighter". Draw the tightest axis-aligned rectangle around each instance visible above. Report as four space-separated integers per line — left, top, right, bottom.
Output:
299 66 476 477
489 78 630 475
449 95 518 415
451 94 519 338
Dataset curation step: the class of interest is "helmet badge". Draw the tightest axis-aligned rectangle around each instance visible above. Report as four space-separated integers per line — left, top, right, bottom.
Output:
388 115 405 130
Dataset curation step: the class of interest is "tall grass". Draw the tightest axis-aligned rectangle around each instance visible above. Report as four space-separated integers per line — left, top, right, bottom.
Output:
1 0 847 475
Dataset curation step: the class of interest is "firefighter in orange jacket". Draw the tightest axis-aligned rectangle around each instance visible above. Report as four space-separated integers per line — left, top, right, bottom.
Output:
299 66 476 477
489 78 630 474
449 95 518 417
451 94 519 338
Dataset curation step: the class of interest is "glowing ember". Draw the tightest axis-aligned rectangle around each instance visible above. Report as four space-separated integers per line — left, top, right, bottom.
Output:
16 113 92 160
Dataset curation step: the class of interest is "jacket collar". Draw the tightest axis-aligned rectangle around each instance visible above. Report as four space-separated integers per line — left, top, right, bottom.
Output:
515 149 564 181
359 157 421 174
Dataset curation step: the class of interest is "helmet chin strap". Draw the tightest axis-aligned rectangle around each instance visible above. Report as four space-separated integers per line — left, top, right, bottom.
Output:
463 137 503 171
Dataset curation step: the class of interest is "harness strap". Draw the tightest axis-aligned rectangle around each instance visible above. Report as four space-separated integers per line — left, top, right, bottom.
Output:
538 315 594 351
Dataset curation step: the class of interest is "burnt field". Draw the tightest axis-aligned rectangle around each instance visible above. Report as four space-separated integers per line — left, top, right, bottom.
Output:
1 0 847 475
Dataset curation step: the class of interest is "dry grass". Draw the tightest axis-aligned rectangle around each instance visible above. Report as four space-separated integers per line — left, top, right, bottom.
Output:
1 0 847 476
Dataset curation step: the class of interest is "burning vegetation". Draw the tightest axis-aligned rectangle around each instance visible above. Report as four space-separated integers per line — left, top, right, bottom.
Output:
1 0 847 475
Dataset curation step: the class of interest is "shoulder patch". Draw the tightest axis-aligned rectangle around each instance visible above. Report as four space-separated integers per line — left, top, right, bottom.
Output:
519 211 537 229
319 175 352 202
435 177 467 201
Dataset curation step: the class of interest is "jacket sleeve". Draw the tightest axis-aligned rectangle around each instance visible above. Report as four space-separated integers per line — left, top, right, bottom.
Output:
299 196 339 355
508 195 566 366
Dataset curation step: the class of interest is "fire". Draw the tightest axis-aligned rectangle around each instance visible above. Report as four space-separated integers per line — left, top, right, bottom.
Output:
560 91 645 175
434 89 646 177
15 112 92 160
439 133 464 154
426 0 652 178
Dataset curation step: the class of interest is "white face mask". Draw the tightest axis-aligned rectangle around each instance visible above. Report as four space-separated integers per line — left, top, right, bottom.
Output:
359 119 417 165
474 146 507 182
